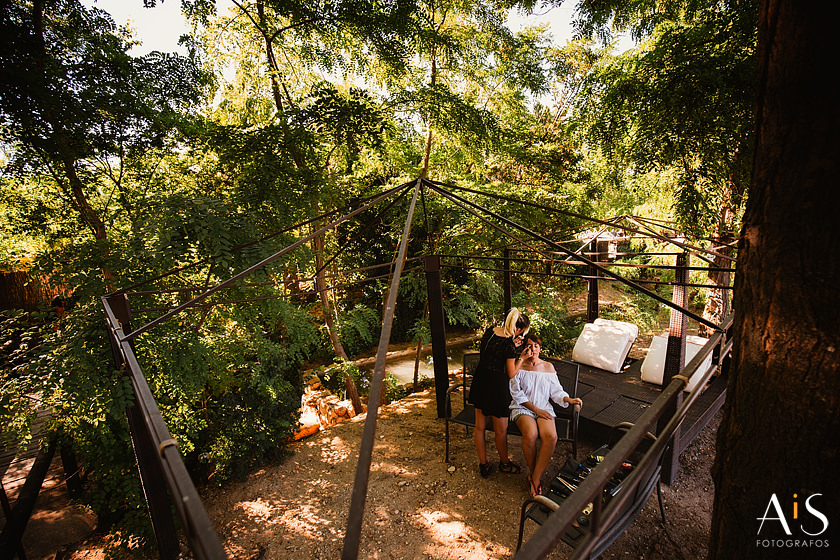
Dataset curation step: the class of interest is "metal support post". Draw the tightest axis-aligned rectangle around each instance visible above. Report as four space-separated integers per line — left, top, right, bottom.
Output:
425 256 450 418
660 252 688 484
103 295 181 559
503 248 512 315
586 240 600 322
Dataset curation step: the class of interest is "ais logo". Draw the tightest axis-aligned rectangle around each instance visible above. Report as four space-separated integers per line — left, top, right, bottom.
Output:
756 493 829 549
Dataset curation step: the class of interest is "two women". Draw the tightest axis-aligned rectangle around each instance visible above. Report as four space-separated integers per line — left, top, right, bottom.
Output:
470 308 583 495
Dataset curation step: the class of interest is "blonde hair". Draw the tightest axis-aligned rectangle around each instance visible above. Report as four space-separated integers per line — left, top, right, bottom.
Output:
502 307 530 338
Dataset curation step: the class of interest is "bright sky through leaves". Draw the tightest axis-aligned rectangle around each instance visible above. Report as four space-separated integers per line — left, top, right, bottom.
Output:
84 0 634 56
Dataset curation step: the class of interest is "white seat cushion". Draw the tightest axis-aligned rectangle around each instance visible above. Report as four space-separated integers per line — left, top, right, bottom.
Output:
640 334 715 392
572 320 637 373
593 318 639 339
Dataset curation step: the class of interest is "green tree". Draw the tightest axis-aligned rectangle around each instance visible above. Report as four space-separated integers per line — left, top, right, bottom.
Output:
191 1 418 381
0 0 207 248
0 1 320 549
563 0 757 329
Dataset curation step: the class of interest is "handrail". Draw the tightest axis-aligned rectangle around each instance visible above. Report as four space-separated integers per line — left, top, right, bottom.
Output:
515 322 732 559
102 296 228 560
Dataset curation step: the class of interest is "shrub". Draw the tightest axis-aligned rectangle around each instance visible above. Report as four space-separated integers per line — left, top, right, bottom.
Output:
321 359 404 404
337 304 381 356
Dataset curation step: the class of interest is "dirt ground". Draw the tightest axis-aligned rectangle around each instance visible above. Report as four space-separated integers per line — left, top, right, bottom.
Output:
192 388 718 560
55 383 718 560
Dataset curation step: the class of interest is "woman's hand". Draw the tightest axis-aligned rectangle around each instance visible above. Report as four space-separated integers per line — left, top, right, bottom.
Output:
565 397 583 409
519 345 533 361
536 408 553 420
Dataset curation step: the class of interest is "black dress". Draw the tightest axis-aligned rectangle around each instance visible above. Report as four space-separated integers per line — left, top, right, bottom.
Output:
468 327 517 418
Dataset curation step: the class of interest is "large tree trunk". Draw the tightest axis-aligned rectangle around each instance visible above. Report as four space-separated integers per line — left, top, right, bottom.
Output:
255 0 285 115
420 51 436 179
32 0 112 291
709 3 840 558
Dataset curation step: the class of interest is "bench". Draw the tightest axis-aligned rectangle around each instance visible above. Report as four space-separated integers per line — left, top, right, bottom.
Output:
444 352 581 463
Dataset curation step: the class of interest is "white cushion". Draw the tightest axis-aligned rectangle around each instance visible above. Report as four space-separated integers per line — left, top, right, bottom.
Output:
640 335 715 392
572 321 637 373
594 318 639 339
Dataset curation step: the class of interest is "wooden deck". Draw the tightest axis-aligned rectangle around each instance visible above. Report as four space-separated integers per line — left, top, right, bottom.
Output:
573 358 727 453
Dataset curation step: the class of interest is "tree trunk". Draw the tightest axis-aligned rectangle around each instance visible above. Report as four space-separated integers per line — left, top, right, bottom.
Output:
420 52 436 179
412 301 429 392
314 232 347 360
256 0 285 115
709 3 840 558
700 202 735 336
313 231 363 415
31 0 112 291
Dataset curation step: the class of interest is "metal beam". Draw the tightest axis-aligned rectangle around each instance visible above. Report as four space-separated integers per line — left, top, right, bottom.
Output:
425 255 450 418
342 180 422 560
660 252 689 484
121 182 412 341
424 181 722 332
503 247 512 314
102 296 228 560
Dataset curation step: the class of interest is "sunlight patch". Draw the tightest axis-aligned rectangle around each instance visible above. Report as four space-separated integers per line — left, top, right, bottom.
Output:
318 436 354 464
278 504 337 540
416 509 470 541
236 498 275 523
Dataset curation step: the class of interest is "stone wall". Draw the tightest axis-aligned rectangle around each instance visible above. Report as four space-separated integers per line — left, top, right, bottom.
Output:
293 374 362 440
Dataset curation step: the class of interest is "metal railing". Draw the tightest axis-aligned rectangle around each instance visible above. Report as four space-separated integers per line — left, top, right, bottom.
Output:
102 294 227 560
514 317 733 560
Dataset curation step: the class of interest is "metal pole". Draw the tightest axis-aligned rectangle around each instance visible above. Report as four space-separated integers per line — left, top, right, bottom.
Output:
586 239 600 323
425 255 449 418
660 252 688 484
424 181 722 332
503 247 512 314
122 182 412 341
342 180 422 560
102 296 228 560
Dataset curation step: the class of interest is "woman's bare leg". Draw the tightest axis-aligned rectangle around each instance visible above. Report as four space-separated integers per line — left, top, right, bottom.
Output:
531 417 558 485
515 416 540 475
474 409 488 464
492 416 510 463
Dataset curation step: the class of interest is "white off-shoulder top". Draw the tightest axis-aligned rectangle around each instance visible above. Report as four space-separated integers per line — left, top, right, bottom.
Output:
509 368 570 417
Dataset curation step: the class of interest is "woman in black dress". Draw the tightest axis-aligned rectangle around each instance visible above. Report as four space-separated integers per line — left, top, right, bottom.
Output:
468 307 530 477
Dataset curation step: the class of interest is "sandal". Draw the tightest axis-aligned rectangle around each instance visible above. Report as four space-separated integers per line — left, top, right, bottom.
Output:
528 476 541 497
498 460 522 474
479 462 493 478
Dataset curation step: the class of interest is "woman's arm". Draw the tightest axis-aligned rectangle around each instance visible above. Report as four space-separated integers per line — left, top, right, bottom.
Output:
506 345 532 378
547 365 572 407
509 372 529 405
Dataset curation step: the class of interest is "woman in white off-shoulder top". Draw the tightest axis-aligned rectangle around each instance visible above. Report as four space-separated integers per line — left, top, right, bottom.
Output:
509 333 583 496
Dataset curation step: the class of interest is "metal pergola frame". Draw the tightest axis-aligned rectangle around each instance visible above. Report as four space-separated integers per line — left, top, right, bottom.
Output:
99 177 735 560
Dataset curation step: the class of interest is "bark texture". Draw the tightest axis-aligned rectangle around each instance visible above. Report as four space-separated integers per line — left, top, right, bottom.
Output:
709 2 840 558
